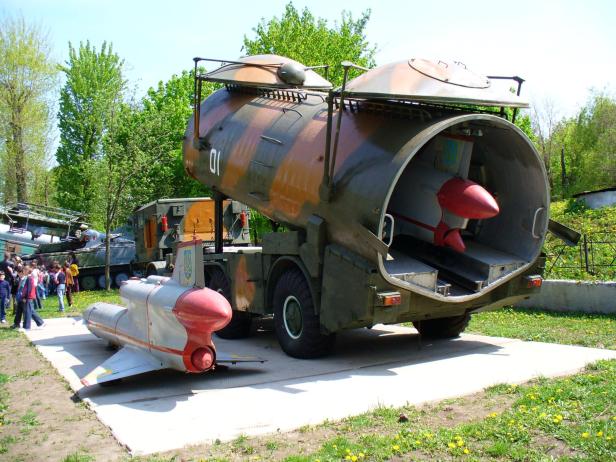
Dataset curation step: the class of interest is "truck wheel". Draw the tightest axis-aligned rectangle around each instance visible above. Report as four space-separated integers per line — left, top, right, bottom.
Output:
114 272 129 286
97 274 108 289
273 268 334 358
412 313 470 339
81 276 97 291
208 268 252 339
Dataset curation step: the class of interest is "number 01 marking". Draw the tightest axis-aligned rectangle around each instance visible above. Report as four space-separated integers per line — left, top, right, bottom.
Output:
209 148 221 176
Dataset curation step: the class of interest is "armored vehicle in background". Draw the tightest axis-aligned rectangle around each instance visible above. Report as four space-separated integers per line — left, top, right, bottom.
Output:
28 229 136 290
184 55 554 359
131 197 251 276
0 203 88 255
0 203 135 290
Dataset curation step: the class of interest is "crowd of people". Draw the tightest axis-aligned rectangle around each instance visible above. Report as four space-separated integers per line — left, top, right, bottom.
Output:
0 252 80 331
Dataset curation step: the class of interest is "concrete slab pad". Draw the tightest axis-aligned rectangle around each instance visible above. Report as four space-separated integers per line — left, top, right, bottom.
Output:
26 317 616 455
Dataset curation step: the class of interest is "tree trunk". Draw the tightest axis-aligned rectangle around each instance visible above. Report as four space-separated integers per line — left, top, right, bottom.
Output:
105 224 112 290
560 146 568 196
10 107 28 203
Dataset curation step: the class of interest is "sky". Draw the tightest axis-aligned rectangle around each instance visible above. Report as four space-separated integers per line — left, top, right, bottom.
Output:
3 0 616 121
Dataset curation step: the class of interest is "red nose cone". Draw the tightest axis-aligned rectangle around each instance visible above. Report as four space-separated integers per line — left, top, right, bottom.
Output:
443 229 466 253
437 178 500 219
173 288 232 333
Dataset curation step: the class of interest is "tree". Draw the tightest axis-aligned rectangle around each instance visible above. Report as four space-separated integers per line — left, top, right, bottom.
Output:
55 41 126 215
243 2 376 86
546 91 616 197
95 102 176 289
531 97 560 190
131 70 215 202
0 15 57 204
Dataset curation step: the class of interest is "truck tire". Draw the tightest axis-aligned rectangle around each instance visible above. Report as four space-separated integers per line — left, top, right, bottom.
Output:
98 274 108 289
81 276 97 291
273 268 334 359
412 313 471 339
114 272 129 286
208 268 252 339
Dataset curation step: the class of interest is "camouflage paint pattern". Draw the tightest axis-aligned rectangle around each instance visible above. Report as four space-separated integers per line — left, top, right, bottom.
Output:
28 241 135 269
184 56 549 330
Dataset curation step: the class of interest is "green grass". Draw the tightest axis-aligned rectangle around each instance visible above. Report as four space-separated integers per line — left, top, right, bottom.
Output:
36 289 121 319
61 453 94 462
184 360 615 461
469 307 616 350
19 409 39 427
0 373 12 453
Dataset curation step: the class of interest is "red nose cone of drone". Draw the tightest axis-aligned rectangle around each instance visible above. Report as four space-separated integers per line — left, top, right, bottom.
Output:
444 229 466 253
437 178 500 219
173 288 232 333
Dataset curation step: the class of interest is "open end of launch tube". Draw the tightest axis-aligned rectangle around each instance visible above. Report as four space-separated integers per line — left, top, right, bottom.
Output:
380 116 549 300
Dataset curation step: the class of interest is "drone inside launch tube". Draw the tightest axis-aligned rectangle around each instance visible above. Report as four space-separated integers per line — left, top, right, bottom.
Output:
380 115 549 299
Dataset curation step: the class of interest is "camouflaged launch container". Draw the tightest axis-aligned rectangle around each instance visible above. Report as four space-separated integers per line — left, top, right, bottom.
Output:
183 55 549 358
132 197 251 276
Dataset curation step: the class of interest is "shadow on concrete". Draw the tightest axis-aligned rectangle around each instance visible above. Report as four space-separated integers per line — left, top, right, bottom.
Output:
50 324 504 412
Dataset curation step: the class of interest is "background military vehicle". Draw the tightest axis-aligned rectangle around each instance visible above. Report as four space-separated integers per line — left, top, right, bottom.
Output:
1 199 252 290
27 229 136 290
0 203 134 289
131 197 251 276
183 54 553 358
0 202 88 256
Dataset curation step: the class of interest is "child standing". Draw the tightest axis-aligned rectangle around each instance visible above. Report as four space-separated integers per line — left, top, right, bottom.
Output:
11 266 44 330
0 271 10 323
55 263 66 312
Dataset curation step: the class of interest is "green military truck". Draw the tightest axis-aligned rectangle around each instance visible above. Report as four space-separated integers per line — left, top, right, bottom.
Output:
184 55 556 358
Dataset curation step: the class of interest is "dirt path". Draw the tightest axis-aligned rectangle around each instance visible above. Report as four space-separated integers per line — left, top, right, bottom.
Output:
0 327 126 462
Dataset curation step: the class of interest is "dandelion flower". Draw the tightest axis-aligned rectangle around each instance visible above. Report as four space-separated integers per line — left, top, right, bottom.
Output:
359 452 365 458
463 448 470 454
448 442 456 449
351 456 358 462
394 434 400 440
597 431 603 437
345 456 351 461
457 440 464 447
582 432 590 438
392 444 400 451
